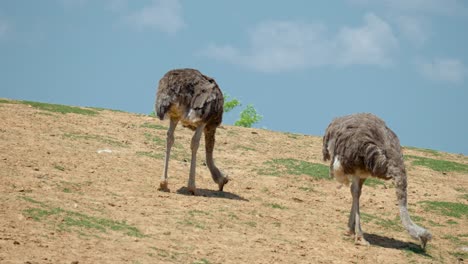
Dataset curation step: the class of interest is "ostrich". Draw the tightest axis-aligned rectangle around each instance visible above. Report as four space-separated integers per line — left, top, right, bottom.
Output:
155 68 229 195
322 113 431 248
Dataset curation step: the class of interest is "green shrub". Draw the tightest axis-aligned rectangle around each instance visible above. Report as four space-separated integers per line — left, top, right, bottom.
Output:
235 104 262 128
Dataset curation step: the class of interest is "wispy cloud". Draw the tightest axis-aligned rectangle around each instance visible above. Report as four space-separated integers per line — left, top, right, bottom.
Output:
0 19 9 38
418 58 468 84
348 0 468 16
125 0 185 34
200 13 397 73
395 16 429 46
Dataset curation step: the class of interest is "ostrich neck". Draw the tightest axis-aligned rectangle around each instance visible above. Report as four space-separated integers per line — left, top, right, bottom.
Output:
397 189 425 240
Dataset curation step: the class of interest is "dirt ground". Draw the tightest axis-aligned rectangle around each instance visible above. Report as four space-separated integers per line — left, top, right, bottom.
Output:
1 98 467 264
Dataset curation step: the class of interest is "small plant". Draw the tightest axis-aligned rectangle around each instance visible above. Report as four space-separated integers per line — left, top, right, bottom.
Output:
223 94 241 113
234 104 262 128
405 155 468 173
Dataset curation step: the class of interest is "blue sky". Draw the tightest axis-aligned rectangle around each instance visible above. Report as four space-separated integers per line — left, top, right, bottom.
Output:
1 0 467 154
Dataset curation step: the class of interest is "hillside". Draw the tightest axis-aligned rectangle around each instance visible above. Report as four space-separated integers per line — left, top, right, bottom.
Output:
0 98 467 264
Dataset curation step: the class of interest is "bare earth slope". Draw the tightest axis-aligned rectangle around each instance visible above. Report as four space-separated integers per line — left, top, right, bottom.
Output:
1 98 467 264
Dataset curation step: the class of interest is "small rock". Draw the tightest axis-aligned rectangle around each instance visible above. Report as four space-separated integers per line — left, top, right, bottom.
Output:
163 231 171 235
71 261 79 264
251 131 258 135
13 241 20 245
292 197 304 203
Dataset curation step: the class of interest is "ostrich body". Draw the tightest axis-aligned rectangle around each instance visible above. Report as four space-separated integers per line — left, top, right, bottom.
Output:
322 113 431 248
155 68 229 194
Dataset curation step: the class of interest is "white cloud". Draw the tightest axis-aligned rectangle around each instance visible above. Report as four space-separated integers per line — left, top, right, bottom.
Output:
200 13 398 73
395 16 429 46
337 13 398 66
125 0 185 34
418 58 468 84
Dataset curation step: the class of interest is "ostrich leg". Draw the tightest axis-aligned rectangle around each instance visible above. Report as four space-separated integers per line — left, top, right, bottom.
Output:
187 124 205 195
205 126 229 191
159 118 178 192
349 176 369 246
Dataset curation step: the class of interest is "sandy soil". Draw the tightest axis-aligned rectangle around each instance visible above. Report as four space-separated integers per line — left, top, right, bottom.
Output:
0 99 467 264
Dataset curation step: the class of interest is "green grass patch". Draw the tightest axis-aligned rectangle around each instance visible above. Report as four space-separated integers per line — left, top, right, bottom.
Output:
450 251 468 259
404 146 441 156
427 220 444 227
144 132 165 146
0 99 15 104
298 186 315 192
140 123 167 130
446 219 459 225
258 158 329 179
54 164 65 171
193 259 212 264
405 155 468 173
21 100 98 115
21 196 143 237
177 219 205 229
443 235 468 246
284 132 300 139
87 106 126 113
364 177 386 187
188 210 210 217
244 221 257 227
266 203 287 210
359 212 403 231
235 145 256 152
420 201 468 218
360 212 378 223
136 151 164 160
63 133 128 148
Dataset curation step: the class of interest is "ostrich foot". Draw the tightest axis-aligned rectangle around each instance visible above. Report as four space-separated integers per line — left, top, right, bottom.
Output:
158 181 170 192
218 176 230 191
344 230 354 237
187 186 197 196
354 235 370 246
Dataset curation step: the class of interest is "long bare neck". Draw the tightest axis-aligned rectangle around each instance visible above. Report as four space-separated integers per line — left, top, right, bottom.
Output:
393 169 431 244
